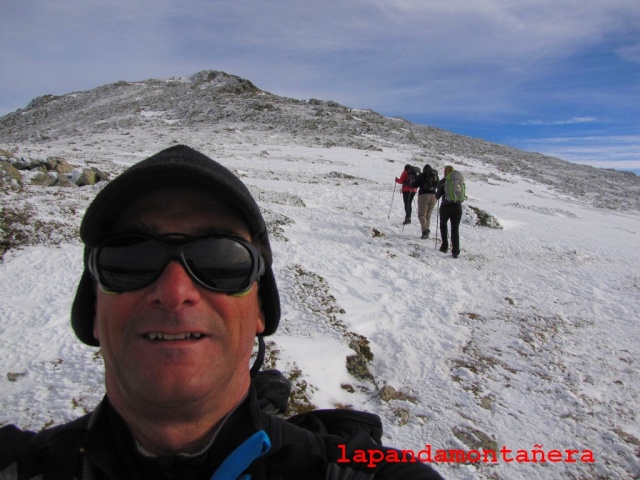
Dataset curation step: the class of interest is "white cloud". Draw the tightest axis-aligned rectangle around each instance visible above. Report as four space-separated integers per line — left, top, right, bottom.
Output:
617 43 640 63
518 134 640 171
521 117 598 126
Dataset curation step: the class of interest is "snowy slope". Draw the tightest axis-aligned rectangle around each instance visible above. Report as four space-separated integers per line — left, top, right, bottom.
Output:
1 91 640 479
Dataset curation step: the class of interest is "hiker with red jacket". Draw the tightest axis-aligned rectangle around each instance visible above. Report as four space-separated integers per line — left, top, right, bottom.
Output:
395 164 419 225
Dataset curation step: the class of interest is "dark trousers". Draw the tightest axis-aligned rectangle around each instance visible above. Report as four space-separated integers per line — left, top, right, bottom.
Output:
402 191 416 218
439 203 463 254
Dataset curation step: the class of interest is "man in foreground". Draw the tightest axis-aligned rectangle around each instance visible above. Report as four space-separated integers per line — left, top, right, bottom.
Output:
0 145 443 479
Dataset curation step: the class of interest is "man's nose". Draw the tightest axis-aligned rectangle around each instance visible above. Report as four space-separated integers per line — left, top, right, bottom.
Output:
147 260 202 310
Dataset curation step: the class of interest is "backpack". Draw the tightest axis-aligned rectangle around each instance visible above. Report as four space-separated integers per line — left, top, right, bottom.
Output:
444 170 465 203
404 166 420 188
424 169 439 193
254 370 382 442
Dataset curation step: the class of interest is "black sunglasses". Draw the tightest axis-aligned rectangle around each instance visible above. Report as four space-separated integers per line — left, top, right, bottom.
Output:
88 233 265 294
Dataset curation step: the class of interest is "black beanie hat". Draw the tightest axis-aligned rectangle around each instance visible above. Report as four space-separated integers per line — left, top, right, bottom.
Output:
71 145 280 346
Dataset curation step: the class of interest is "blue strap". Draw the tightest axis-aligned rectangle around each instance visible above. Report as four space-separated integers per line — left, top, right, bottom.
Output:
209 430 271 480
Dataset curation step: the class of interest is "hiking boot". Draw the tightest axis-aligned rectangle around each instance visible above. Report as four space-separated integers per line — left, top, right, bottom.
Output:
439 244 448 253
421 230 429 239
403 217 411 225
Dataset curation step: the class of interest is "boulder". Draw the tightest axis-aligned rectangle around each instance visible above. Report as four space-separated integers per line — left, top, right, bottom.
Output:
44 156 75 174
75 168 98 186
30 172 57 186
55 173 75 187
0 161 23 186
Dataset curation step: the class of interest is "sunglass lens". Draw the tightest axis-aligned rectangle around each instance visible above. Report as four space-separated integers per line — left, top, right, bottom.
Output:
99 236 167 291
185 238 254 291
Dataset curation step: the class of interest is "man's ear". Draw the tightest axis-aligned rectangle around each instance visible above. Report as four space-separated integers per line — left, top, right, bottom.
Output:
254 282 266 335
93 321 100 342
256 309 266 335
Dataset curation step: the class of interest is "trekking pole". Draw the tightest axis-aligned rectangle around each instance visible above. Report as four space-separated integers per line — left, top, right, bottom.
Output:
435 199 440 248
388 183 397 219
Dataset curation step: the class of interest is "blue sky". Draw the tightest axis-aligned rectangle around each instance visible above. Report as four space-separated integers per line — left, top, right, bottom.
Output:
1 0 639 173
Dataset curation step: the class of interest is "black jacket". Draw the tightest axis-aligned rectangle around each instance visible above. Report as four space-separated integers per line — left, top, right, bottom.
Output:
416 168 439 196
0 388 443 480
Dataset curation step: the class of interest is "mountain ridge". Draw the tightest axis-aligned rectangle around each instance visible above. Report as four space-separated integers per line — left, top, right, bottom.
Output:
1 69 638 211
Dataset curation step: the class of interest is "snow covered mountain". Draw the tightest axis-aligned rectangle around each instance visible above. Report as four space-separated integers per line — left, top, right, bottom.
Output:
1 70 639 479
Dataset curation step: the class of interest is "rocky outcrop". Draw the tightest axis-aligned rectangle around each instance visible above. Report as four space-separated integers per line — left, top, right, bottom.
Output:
0 151 110 187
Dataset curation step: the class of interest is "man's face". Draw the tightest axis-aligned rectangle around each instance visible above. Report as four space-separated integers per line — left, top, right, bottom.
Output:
92 188 266 418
